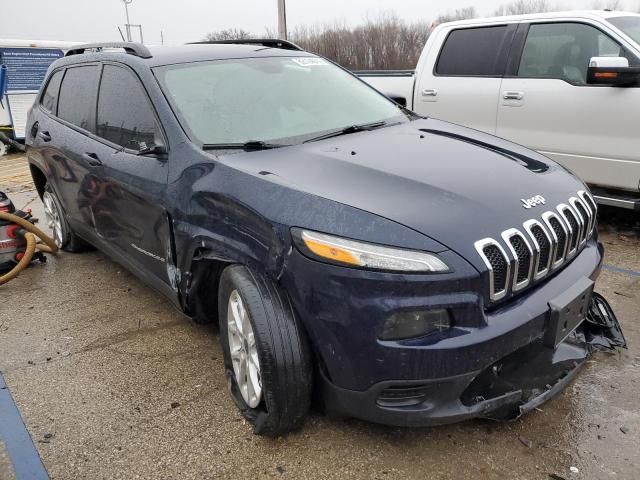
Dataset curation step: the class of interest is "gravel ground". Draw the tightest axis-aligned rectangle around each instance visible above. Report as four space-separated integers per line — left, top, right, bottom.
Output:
0 155 638 480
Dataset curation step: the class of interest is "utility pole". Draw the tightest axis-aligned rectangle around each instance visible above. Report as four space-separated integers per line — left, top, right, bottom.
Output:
122 0 133 41
277 0 288 39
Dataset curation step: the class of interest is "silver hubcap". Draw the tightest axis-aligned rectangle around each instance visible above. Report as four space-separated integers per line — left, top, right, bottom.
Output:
227 290 262 408
43 192 64 247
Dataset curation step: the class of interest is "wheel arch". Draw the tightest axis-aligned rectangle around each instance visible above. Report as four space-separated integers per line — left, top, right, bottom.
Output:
29 163 47 199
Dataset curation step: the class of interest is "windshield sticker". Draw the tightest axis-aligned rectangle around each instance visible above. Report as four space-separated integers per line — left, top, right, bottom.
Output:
291 57 329 67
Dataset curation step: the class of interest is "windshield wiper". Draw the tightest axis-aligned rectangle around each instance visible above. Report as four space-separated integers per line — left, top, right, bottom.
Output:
202 141 288 151
303 121 390 143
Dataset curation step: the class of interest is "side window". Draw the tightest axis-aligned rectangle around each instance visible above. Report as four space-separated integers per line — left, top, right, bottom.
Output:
57 65 100 132
40 70 63 114
97 65 160 151
436 26 510 76
518 23 623 85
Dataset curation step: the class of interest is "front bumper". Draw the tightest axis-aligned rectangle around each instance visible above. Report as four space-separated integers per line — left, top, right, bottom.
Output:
282 238 624 426
320 332 588 427
320 290 625 426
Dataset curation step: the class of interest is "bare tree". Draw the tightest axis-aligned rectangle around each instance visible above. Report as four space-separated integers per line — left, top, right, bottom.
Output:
494 0 550 15
434 7 477 24
202 28 252 41
289 13 432 70
592 0 622 9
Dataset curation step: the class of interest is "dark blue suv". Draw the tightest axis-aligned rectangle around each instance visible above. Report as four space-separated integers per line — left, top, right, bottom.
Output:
26 41 624 436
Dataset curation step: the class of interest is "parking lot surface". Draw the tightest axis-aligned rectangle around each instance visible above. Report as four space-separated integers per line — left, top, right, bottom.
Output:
1 153 639 479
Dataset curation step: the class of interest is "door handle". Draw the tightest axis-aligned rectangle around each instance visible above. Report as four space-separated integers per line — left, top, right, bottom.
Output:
421 88 438 97
38 131 51 142
82 152 102 167
503 91 524 101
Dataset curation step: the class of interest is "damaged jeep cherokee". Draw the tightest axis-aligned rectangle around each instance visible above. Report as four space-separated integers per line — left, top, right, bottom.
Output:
26 40 625 436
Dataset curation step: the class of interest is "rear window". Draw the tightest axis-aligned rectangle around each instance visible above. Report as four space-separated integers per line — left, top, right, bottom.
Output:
436 26 510 76
57 65 99 132
608 16 640 46
40 70 63 113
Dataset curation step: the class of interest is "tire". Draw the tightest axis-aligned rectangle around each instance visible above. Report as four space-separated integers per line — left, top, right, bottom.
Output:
218 265 313 436
42 183 90 253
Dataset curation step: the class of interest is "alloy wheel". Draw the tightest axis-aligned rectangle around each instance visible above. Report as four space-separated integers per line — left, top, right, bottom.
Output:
227 289 262 408
42 191 64 247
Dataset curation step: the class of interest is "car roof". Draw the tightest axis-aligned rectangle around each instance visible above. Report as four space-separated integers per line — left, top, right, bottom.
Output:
439 10 640 28
55 43 314 69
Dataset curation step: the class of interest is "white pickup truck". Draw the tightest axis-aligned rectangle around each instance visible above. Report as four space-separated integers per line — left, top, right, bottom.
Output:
358 10 640 210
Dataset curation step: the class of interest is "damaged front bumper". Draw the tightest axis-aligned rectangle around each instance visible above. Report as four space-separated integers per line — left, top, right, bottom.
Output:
321 292 626 427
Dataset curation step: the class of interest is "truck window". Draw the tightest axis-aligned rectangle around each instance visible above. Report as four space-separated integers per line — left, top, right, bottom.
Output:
57 65 99 132
40 70 63 114
96 65 158 150
518 23 623 85
436 26 510 76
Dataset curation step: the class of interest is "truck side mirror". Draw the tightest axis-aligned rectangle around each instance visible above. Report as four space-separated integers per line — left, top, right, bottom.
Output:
587 56 640 86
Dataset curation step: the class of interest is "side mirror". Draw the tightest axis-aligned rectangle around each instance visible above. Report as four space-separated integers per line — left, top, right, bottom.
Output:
139 143 167 156
587 56 640 86
126 139 167 156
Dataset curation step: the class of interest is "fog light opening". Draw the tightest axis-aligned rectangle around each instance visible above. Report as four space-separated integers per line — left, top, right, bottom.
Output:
380 309 452 341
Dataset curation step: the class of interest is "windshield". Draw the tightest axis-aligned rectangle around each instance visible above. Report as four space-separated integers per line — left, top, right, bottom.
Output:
608 16 640 46
155 56 409 146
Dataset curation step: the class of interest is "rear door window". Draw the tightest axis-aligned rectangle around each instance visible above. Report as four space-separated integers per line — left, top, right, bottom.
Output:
57 65 100 132
517 22 624 84
40 70 63 114
96 64 159 150
436 26 511 76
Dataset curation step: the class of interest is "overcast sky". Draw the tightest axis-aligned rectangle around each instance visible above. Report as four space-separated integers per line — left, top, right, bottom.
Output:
4 0 638 45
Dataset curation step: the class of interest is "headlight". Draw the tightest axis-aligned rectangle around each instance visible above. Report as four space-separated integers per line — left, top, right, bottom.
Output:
293 229 449 273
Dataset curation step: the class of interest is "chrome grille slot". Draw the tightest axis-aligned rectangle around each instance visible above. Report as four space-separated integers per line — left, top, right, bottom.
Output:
524 219 552 280
475 192 593 304
475 238 510 301
558 204 579 257
570 197 590 246
578 190 597 235
543 212 568 269
502 229 533 291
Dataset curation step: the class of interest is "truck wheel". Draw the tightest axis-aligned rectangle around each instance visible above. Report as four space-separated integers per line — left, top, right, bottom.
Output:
42 183 90 252
218 265 312 436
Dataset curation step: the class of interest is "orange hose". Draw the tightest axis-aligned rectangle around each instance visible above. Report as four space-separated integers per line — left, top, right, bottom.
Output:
0 232 36 285
0 211 59 286
0 211 58 253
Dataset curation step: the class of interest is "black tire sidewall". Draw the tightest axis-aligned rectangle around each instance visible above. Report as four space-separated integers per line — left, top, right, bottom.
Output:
218 265 312 436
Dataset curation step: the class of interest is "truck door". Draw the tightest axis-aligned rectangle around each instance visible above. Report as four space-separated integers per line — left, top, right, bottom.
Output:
413 24 515 134
89 63 176 301
497 21 640 192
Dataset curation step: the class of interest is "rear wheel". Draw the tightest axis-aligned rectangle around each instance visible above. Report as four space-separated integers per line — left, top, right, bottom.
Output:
218 265 313 436
42 183 90 252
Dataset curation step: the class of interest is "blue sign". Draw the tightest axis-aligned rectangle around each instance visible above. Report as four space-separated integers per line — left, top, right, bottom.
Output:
0 65 7 96
0 48 63 91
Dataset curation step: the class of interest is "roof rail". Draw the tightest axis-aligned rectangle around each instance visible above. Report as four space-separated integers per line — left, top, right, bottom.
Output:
65 42 152 58
188 38 304 51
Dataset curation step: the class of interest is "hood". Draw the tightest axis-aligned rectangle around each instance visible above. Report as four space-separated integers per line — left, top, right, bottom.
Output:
219 118 586 265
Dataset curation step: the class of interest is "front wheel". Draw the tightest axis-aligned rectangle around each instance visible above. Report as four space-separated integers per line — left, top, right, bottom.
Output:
218 265 313 436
